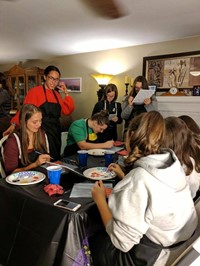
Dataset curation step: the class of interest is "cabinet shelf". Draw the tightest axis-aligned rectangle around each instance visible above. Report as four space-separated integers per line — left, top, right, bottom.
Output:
4 65 44 110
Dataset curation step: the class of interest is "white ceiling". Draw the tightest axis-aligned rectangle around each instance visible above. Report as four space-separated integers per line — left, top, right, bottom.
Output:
1 0 200 64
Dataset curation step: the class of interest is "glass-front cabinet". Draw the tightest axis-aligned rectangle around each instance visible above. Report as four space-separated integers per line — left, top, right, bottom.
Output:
4 65 44 110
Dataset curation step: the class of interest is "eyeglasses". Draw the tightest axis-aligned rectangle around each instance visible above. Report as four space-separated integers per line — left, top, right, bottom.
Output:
47 76 60 83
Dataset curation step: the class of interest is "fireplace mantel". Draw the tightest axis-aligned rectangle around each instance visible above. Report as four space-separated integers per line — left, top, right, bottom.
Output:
156 96 200 126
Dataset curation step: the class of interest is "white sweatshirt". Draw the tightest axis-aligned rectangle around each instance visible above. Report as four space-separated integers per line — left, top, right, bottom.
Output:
184 157 200 199
106 149 198 253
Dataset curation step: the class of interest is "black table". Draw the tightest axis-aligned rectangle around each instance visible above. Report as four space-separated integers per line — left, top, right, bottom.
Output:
0 154 117 266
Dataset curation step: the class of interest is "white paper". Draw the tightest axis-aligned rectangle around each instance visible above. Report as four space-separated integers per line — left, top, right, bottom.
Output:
133 89 155 104
193 236 200 253
70 183 113 198
107 146 124 153
109 113 117 120
190 256 200 266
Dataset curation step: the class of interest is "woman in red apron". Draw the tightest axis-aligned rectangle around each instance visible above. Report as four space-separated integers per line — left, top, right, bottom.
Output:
3 66 74 160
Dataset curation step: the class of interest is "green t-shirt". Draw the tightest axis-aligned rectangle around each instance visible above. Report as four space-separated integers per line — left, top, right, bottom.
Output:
67 118 97 145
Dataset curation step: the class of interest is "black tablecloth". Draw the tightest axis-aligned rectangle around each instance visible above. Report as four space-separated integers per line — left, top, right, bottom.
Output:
0 153 117 266
0 177 101 266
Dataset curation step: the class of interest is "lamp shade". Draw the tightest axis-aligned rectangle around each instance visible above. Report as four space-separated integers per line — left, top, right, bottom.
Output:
91 73 114 85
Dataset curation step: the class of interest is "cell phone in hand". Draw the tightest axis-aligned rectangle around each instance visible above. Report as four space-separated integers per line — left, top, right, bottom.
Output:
54 199 81 211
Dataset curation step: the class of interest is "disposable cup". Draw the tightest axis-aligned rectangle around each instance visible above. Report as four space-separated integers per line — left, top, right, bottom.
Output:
77 150 88 167
104 150 115 167
47 166 62 184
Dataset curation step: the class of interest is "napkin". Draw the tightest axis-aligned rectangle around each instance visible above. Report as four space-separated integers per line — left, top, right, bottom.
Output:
114 140 124 147
44 184 64 196
117 149 128 156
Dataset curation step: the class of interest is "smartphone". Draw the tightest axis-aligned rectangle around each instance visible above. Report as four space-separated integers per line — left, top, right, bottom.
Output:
54 199 81 211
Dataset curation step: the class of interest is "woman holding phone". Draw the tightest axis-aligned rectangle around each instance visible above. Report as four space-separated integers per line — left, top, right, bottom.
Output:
3 65 74 160
92 84 122 142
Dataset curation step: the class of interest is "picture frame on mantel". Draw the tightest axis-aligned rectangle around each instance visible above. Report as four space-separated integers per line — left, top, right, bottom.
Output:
60 77 82 92
142 51 200 92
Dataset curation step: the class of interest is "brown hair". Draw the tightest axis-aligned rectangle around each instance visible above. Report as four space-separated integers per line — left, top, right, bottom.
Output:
129 75 149 97
103 83 118 101
163 116 200 175
91 110 109 126
125 111 165 166
179 115 200 146
19 104 48 165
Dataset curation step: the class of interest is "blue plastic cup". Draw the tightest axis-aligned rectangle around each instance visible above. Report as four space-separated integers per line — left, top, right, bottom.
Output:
77 150 88 167
47 166 62 184
104 151 115 167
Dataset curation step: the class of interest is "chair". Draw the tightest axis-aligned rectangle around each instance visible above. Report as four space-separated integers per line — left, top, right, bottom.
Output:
0 133 21 178
166 197 200 265
0 135 9 178
61 131 68 156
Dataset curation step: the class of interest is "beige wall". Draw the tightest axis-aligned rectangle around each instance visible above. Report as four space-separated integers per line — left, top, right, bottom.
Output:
1 36 200 122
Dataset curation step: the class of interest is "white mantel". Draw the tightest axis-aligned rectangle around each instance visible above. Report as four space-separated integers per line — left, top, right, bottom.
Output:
156 96 200 126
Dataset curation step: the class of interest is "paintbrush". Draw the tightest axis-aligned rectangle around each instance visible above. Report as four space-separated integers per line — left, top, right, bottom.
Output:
35 150 54 160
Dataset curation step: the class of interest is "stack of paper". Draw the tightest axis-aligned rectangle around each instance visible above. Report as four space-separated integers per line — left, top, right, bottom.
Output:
70 183 113 198
133 89 155 104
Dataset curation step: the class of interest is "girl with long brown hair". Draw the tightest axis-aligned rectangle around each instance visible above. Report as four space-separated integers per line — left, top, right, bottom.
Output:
3 104 50 175
163 116 200 199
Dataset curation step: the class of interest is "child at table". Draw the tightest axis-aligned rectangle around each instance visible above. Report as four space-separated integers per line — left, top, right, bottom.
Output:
90 111 197 266
3 104 51 175
163 116 200 199
64 110 114 156
179 115 200 146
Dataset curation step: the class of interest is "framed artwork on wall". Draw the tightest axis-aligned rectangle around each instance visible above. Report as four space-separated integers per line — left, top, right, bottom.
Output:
142 51 200 91
60 77 82 92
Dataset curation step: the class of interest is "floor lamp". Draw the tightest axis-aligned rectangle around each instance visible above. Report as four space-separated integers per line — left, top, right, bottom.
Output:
91 73 114 101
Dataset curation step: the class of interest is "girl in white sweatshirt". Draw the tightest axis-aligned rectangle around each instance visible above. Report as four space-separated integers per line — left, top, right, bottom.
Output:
164 116 200 199
90 111 197 266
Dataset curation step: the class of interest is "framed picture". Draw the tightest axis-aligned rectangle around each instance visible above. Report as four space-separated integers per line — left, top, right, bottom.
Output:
60 77 82 92
142 51 200 91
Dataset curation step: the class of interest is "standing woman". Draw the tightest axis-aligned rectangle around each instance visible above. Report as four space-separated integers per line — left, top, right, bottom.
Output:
121 76 157 133
3 65 74 160
92 84 122 142
0 73 12 138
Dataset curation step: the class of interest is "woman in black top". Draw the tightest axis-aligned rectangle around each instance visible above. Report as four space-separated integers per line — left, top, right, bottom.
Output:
92 84 122 142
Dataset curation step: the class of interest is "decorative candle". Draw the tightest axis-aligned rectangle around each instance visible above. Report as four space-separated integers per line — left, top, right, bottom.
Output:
125 76 130 84
130 78 134 86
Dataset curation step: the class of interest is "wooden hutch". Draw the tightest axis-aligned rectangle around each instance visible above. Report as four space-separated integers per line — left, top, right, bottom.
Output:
4 65 44 110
